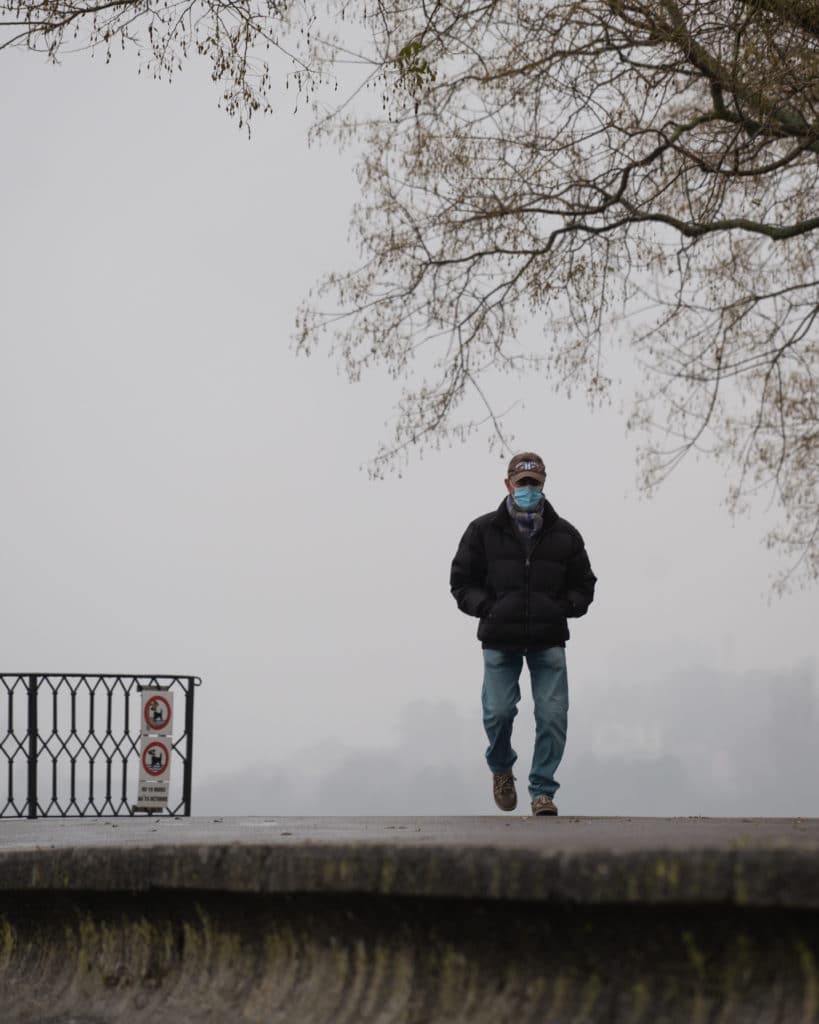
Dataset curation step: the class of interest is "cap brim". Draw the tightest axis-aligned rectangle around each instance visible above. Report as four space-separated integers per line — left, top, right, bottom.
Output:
509 470 546 485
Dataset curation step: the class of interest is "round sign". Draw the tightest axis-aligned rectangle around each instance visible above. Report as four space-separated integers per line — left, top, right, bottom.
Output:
142 740 170 777
144 694 172 731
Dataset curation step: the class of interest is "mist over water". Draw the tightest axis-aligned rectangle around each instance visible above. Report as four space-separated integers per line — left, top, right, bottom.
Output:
197 662 818 817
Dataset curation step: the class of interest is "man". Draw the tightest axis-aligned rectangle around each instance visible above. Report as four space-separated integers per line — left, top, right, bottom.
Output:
450 452 596 816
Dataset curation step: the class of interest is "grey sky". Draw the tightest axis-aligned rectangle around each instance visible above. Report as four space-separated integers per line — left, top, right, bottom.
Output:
1 48 816 816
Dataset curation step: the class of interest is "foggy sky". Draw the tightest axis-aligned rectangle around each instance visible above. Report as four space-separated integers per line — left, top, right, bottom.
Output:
0 47 816 817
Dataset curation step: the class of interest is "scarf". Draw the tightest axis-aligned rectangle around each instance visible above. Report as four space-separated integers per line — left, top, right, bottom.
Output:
506 494 544 550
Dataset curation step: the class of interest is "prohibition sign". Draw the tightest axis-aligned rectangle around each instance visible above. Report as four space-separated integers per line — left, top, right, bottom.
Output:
142 740 170 777
144 694 172 731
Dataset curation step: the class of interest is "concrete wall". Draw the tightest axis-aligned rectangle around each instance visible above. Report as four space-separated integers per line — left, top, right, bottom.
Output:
2 816 818 1023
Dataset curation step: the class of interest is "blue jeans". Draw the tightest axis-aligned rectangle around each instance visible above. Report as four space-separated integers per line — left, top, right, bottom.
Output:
482 646 569 799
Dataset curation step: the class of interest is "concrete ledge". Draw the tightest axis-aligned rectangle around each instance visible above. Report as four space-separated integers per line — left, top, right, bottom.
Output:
1 815 818 906
2 818 818 1023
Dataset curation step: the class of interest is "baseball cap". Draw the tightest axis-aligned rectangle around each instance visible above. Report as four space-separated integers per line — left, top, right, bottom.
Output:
507 452 546 485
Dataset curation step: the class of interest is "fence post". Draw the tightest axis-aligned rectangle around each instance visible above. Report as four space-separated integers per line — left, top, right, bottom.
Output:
27 674 38 820
183 678 196 816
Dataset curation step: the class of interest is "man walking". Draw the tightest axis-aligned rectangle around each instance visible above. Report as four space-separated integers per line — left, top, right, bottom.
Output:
450 453 596 816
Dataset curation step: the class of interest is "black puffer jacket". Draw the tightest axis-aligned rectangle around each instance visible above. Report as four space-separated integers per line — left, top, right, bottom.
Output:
450 498 597 649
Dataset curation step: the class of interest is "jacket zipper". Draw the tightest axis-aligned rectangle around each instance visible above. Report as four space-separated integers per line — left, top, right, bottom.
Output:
524 529 550 646
524 554 530 647
506 516 551 646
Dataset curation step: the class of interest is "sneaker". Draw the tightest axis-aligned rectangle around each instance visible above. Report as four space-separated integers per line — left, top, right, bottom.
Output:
531 794 558 816
492 772 517 812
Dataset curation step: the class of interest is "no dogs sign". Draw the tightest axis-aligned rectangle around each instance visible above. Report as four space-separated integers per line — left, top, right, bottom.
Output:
134 688 174 812
142 740 170 777
143 693 172 732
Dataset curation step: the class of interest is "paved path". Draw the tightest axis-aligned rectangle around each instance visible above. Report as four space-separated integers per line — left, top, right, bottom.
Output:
3 813 819 851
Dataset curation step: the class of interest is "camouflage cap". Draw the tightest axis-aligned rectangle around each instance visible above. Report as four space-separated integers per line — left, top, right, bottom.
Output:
507 452 546 485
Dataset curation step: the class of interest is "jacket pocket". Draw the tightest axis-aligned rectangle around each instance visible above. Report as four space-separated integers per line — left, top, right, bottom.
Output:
489 591 525 623
530 592 567 625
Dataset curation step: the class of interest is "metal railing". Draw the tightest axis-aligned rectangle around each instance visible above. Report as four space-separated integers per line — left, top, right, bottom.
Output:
0 674 200 818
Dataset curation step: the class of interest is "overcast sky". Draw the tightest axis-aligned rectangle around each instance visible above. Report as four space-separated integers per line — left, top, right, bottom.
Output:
1 44 816 817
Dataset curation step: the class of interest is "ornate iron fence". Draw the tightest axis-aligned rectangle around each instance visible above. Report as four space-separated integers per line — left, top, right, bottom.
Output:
0 674 200 818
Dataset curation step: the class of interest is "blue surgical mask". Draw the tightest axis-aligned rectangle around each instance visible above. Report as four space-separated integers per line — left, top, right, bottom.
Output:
512 485 543 510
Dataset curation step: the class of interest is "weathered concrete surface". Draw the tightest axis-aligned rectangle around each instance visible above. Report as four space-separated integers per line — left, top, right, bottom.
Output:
1 817 818 1023
1 815 818 906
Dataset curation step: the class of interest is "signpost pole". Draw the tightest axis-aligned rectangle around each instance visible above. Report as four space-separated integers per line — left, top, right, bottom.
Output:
27 674 38 820
183 677 195 816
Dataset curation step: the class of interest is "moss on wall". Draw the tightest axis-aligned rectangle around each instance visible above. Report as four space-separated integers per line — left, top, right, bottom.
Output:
1 891 818 1023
